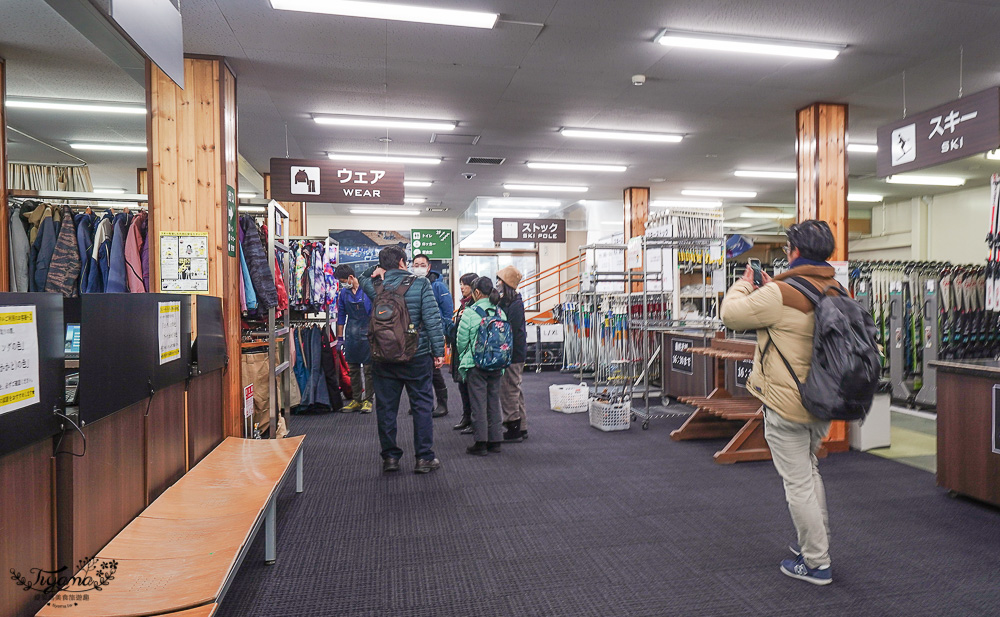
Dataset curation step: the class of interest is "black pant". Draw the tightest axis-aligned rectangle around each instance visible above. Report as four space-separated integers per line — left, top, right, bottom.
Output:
374 355 435 461
432 366 448 407
458 380 472 418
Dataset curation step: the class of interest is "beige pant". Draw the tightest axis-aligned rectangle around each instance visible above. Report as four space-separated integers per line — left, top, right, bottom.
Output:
763 407 831 568
500 362 526 430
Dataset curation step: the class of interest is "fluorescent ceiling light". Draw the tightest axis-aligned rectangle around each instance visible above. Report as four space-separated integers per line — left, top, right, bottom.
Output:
486 198 559 207
239 206 268 214
94 188 127 194
350 208 421 216
723 222 753 228
479 211 543 218
651 200 723 208
6 98 146 115
526 161 627 173
503 183 588 193
734 170 796 180
682 189 757 198
313 114 456 132
560 128 683 143
404 197 426 204
238 192 258 199
885 175 966 187
655 30 844 60
847 193 883 203
847 143 878 154
328 152 441 165
404 180 433 187
270 0 498 29
70 143 147 152
986 150 1000 161
740 212 792 219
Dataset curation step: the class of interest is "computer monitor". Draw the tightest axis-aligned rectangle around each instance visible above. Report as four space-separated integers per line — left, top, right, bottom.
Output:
64 323 80 358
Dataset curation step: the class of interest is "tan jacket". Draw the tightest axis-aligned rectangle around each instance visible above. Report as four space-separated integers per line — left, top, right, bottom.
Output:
720 265 840 424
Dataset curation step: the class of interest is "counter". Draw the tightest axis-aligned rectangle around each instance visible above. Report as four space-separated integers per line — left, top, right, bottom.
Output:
930 359 1000 507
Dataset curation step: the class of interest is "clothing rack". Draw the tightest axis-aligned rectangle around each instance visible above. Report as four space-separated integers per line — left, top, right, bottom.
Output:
268 200 292 440
9 189 148 202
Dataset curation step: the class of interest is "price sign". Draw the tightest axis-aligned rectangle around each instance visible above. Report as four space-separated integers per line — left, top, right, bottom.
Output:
671 338 694 375
244 384 254 419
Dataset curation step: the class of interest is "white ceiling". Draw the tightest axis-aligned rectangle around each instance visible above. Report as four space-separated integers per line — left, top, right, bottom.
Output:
6 0 1000 216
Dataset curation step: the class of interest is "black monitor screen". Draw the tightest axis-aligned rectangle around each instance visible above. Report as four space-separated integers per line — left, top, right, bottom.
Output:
64 323 80 356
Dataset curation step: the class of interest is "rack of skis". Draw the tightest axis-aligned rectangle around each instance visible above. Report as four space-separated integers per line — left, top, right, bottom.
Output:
849 261 996 407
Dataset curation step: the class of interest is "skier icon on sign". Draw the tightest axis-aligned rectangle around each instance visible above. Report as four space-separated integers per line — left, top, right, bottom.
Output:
891 123 916 166
291 166 320 195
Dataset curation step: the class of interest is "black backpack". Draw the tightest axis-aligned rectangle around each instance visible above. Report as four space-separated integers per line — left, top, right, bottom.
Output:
368 275 419 363
768 277 881 421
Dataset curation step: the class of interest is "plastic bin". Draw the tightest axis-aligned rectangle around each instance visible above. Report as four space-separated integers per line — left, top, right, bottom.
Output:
549 383 589 413
589 399 631 432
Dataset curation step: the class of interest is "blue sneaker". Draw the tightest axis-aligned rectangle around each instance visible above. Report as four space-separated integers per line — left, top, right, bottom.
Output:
780 554 832 585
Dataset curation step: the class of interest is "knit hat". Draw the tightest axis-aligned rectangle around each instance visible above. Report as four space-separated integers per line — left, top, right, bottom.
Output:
496 265 523 290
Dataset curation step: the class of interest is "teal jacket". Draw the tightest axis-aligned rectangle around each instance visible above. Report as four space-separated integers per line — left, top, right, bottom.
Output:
455 297 506 380
360 266 446 358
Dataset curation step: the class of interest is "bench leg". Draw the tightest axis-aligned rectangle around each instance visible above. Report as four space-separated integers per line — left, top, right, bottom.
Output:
265 499 276 565
296 450 304 494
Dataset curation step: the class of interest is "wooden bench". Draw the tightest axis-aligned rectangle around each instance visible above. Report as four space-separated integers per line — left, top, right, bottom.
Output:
37 436 305 617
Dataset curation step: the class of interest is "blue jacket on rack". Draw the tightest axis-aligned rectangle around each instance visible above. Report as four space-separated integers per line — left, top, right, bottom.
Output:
105 212 131 293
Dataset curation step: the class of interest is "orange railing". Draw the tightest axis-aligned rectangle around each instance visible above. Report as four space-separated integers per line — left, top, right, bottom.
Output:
517 255 582 323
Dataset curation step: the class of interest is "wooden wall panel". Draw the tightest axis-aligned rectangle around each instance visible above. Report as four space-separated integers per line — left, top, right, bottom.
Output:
0 439 54 617
145 381 187 504
0 57 8 292
187 371 225 467
57 402 146 574
623 187 649 241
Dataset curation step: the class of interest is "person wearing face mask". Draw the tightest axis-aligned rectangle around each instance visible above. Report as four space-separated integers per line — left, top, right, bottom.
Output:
412 254 453 417
496 266 528 441
451 273 479 431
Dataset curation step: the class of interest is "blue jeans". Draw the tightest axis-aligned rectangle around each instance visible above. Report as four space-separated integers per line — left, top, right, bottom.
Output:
374 355 435 461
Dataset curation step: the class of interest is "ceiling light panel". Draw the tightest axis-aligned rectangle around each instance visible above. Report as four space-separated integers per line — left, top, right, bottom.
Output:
560 128 683 143
526 162 627 173
655 30 844 60
270 0 498 28
479 211 543 218
404 180 433 187
847 193 883 202
847 143 878 154
885 175 966 186
6 98 146 115
503 184 588 193
739 212 792 219
238 192 258 199
682 189 757 198
486 198 560 207
313 114 456 131
328 152 441 165
404 197 426 204
723 222 753 228
70 143 148 152
734 170 796 180
350 208 422 216
651 200 723 208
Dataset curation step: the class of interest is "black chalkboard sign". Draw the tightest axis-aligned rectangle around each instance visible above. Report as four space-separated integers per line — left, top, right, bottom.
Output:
671 338 694 375
735 360 754 388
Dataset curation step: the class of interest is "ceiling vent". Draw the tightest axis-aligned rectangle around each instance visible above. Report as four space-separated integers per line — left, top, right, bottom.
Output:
466 156 506 165
431 133 481 145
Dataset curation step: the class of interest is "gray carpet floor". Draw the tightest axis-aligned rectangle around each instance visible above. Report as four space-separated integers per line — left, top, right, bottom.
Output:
217 371 1000 616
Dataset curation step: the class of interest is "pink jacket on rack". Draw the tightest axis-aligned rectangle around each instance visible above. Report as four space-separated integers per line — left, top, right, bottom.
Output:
124 211 148 292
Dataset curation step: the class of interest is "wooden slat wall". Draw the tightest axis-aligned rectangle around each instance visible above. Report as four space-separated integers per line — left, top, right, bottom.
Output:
0 57 8 292
796 102 850 450
0 439 54 617
150 57 242 437
623 186 649 240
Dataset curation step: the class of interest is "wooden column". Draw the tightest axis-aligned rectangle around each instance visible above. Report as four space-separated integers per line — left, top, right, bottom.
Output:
148 56 242 437
0 57 9 292
796 102 850 451
623 186 649 241
263 172 307 236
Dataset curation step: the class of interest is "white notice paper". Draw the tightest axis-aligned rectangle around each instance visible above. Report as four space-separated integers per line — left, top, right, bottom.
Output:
831 261 850 289
158 301 181 365
0 305 40 415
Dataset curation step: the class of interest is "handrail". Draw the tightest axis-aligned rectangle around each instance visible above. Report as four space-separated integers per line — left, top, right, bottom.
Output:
526 280 581 311
521 276 579 307
517 255 581 289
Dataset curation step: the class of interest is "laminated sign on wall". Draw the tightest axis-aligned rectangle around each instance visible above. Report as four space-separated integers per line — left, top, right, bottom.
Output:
160 231 210 293
158 301 181 365
0 306 40 415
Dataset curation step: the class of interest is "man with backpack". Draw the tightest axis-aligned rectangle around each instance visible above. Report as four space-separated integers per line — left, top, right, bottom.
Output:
721 220 879 586
359 246 446 474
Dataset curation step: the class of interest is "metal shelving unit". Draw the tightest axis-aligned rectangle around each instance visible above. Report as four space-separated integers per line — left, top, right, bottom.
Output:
267 200 291 439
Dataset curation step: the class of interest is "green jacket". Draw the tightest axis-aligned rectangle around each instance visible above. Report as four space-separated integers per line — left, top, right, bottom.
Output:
455 298 506 380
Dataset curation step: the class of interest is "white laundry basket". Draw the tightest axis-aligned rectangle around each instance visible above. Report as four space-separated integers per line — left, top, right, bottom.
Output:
549 383 589 413
589 399 631 432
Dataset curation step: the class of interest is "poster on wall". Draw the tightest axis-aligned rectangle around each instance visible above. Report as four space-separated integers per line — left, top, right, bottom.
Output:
160 231 210 293
0 305 40 416
158 301 181 365
328 229 411 268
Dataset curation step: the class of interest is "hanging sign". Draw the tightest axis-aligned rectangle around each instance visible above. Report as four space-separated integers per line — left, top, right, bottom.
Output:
226 185 238 258
735 359 754 388
158 301 182 365
244 384 254 419
671 338 694 375
492 218 566 243
411 229 453 259
159 231 210 293
0 306 40 416
269 158 405 204
877 87 1000 177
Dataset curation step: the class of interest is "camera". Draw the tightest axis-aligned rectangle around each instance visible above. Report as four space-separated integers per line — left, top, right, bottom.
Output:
462 172 476 180
631 74 646 86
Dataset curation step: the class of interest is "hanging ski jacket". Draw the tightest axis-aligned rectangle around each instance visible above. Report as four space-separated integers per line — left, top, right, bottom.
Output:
239 215 279 309
238 225 258 311
74 213 94 293
125 211 147 292
27 204 56 292
105 212 131 293
8 204 30 292
45 208 82 296
85 217 113 294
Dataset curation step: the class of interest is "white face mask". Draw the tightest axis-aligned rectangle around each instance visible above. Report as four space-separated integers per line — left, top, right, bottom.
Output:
412 266 429 277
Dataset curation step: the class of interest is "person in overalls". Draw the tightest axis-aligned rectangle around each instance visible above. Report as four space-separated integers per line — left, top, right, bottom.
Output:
335 264 374 413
